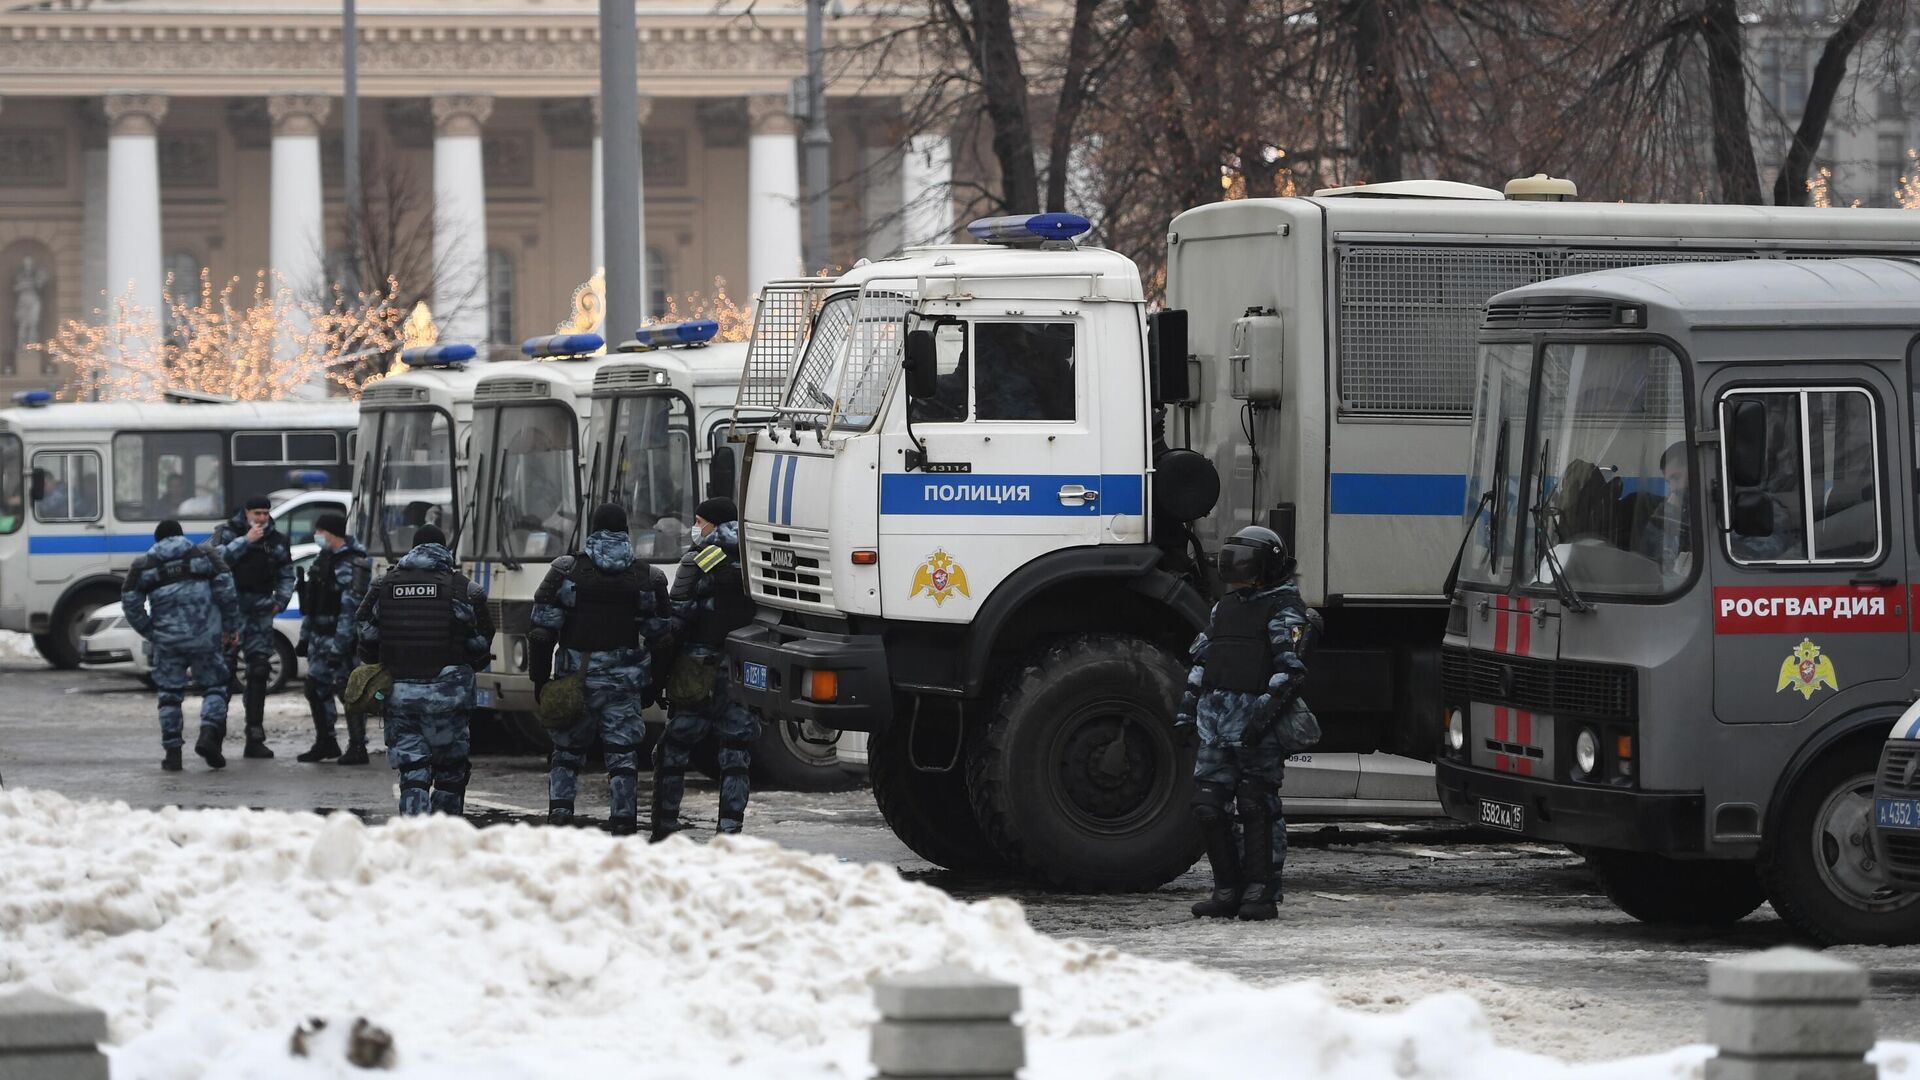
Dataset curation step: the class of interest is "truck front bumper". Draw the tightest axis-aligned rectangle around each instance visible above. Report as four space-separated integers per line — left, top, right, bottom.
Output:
726 619 893 732
1436 759 1705 853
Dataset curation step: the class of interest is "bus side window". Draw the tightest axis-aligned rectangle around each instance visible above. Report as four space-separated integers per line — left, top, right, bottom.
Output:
31 451 101 523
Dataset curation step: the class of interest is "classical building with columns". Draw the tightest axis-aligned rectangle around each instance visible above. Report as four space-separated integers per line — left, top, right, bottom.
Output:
0 0 957 398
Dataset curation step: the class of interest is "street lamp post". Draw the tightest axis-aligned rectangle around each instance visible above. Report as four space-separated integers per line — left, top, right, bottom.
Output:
600 0 644 339
342 0 360 295
802 0 832 276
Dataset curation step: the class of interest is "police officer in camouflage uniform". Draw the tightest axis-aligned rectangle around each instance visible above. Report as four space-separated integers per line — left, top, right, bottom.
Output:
651 496 760 842
122 520 242 770
529 503 673 834
214 495 295 759
1173 525 1317 921
354 524 493 816
295 512 373 765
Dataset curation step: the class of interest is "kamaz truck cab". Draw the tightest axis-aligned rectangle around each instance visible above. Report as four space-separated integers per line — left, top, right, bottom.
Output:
1441 257 1920 945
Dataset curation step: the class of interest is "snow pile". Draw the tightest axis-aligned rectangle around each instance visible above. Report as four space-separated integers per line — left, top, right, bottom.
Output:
0 629 42 662
0 789 1900 1079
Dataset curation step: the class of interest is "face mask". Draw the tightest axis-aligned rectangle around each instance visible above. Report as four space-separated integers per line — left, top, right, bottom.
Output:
690 524 707 543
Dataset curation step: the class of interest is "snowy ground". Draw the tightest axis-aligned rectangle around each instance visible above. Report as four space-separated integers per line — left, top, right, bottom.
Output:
9 644 1920 1076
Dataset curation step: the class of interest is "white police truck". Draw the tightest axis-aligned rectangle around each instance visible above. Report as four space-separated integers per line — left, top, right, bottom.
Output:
0 394 356 668
725 189 1920 890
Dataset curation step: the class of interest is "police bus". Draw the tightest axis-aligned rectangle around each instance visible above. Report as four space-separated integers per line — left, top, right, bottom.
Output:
0 394 356 667
351 343 491 580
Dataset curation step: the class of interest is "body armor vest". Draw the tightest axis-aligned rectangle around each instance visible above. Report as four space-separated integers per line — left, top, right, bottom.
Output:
229 532 285 595
147 553 213 590
305 546 366 619
1201 591 1281 694
378 566 462 678
560 556 643 653
676 548 755 648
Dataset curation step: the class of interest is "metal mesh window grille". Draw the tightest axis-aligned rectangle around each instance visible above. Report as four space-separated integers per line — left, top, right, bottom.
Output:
830 288 913 433
784 297 856 414
738 285 824 411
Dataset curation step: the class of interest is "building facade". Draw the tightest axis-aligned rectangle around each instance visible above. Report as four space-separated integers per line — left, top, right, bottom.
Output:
0 0 956 398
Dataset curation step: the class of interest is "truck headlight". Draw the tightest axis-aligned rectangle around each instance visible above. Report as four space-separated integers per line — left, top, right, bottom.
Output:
1574 727 1599 778
510 637 528 672
1446 709 1465 752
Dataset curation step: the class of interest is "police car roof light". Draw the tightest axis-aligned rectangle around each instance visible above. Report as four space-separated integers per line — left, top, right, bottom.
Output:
966 213 1092 246
288 469 331 487
11 389 53 407
634 319 719 348
399 342 477 368
522 332 605 359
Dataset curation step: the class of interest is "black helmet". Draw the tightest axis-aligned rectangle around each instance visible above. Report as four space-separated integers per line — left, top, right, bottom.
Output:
1217 525 1292 588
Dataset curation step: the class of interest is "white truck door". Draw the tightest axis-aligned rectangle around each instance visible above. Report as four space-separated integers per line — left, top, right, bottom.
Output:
877 313 1123 621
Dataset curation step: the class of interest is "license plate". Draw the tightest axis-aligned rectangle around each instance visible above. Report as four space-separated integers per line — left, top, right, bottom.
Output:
770 547 797 571
474 688 493 708
742 661 769 691
1478 798 1525 833
1877 797 1920 831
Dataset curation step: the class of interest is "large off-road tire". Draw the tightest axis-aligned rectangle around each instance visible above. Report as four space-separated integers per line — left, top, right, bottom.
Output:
1585 849 1765 926
1761 739 1920 945
868 709 1003 873
42 586 119 670
965 634 1200 892
751 718 861 792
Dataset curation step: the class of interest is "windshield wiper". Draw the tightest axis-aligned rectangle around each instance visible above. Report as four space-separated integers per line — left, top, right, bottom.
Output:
1529 440 1590 613
491 452 522 571
1443 490 1494 597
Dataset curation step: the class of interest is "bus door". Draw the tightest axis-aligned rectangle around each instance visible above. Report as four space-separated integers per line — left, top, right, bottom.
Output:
1709 371 1911 730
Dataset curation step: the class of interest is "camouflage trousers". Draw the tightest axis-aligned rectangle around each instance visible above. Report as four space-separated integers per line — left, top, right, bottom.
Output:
386 665 474 817
305 637 355 739
655 654 761 833
226 605 280 731
1194 691 1289 880
549 650 650 820
151 643 230 751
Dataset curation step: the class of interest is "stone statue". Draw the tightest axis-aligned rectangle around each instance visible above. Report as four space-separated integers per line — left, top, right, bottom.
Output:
13 255 46 363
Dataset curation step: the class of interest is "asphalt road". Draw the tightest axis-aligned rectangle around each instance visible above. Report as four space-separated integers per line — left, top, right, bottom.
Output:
10 653 1920 1061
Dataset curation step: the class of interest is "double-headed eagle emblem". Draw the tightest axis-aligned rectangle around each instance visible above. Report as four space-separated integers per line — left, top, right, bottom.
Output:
1777 638 1839 700
911 549 970 606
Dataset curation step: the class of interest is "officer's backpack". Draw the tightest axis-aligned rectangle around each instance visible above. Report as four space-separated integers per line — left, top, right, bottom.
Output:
342 663 394 717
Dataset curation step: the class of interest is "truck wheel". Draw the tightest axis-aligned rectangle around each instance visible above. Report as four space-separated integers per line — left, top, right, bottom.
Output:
868 713 1003 873
966 634 1201 892
1585 849 1765 926
42 586 119 670
1761 740 1920 945
751 718 860 792
267 634 296 695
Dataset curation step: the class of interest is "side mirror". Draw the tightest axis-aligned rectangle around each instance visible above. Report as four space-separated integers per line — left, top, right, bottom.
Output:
1732 491 1774 537
904 329 939 401
1149 309 1191 404
1728 399 1768 488
710 445 736 499
28 467 45 503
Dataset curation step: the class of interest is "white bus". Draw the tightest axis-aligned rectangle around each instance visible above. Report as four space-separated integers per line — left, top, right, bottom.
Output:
0 395 357 667
350 344 491 579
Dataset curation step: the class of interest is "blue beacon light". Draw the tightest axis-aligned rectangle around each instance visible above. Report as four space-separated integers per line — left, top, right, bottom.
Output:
287 469 331 488
965 213 1092 245
399 342 477 368
11 389 53 407
633 319 718 348
522 333 605 359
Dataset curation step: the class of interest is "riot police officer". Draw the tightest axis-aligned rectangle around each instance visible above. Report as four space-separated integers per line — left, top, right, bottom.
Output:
354 523 493 816
296 512 372 764
529 503 673 834
214 494 294 758
1173 525 1319 921
122 520 242 770
651 496 760 842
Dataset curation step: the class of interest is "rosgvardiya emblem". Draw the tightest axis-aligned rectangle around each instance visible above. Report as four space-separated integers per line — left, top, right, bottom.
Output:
911 549 970 606
1777 638 1839 700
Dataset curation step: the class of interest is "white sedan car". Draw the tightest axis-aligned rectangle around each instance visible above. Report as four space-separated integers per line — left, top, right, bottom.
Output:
81 543 319 694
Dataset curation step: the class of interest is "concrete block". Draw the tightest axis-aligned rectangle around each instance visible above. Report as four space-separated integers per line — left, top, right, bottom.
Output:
0 1050 111 1080
1708 949 1869 1003
871 1020 1025 1076
1704 1055 1876 1080
1708 1002 1876 1056
874 967 1021 1021
0 991 107 1052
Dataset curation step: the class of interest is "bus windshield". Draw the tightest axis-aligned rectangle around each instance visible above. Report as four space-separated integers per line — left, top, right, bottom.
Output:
593 393 695 561
473 402 578 562
1460 342 1530 589
1519 342 1692 598
370 408 456 557
0 433 21 534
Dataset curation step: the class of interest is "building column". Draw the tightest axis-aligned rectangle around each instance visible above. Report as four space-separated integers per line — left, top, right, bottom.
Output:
104 93 168 391
590 95 651 304
901 133 954 248
78 104 108 323
746 94 803 297
268 94 332 395
431 94 493 347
